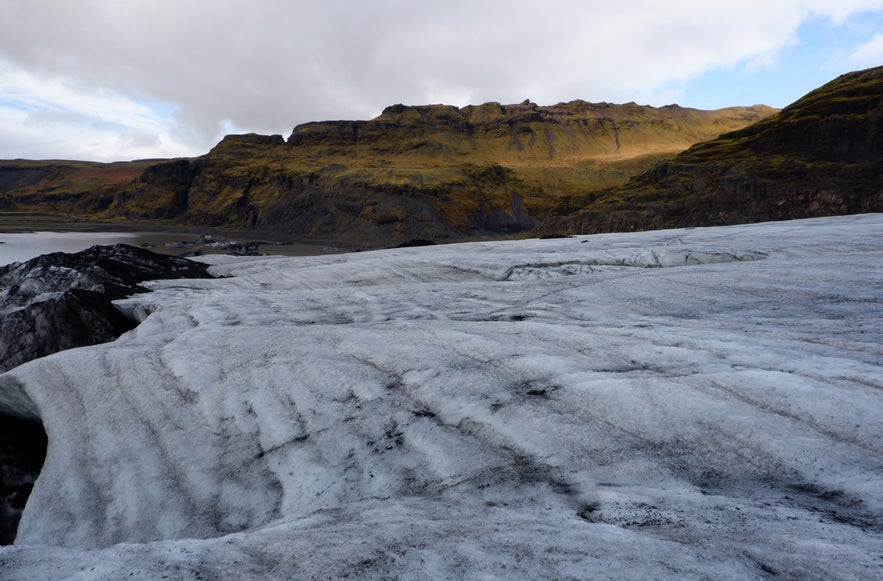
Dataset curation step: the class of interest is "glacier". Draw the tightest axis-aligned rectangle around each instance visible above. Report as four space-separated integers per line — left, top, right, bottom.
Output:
0 214 881 579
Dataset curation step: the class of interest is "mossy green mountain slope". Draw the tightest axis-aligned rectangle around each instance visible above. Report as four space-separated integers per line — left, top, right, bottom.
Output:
549 66 883 235
0 160 159 215
0 101 772 246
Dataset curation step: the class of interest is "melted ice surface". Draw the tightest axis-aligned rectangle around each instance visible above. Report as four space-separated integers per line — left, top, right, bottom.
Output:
2 214 882 579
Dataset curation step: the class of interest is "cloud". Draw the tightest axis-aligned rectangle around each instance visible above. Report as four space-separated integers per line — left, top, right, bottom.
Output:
1 0 883 161
848 32 883 65
0 63 192 160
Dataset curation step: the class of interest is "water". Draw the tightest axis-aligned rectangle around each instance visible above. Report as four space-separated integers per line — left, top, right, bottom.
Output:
0 231 344 267
0 232 138 266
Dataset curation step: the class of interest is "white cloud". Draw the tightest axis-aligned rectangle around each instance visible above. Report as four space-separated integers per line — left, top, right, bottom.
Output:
1 0 882 161
848 32 883 66
0 65 198 161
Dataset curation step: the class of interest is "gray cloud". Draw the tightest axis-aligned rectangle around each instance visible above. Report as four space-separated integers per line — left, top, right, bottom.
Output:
1 0 882 160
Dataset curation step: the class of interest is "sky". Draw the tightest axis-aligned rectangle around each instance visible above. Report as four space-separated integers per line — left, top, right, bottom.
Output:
1 0 882 162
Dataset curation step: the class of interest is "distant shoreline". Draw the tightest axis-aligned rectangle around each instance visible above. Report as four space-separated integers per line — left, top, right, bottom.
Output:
0 212 355 251
0 213 353 263
0 212 275 238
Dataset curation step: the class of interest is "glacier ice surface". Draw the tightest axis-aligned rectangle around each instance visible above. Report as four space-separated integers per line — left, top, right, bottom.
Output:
1 214 882 579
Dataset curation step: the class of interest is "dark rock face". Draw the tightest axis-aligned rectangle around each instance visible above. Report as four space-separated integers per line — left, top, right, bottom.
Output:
0 244 213 544
126 158 199 218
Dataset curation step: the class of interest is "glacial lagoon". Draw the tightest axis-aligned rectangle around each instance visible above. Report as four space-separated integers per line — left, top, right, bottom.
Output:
0 230 343 267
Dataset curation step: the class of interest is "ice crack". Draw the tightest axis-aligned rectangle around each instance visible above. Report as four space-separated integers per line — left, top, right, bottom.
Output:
501 248 767 280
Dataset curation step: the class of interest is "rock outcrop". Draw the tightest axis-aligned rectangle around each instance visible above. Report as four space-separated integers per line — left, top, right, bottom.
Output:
0 244 214 373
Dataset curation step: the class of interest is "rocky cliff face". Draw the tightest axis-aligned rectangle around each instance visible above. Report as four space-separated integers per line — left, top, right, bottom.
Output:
0 245 213 544
229 101 771 245
186 101 772 245
0 101 772 247
549 66 883 234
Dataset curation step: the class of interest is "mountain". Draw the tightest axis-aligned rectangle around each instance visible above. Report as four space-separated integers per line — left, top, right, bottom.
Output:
548 66 883 234
0 160 158 215
1 214 881 577
0 101 773 246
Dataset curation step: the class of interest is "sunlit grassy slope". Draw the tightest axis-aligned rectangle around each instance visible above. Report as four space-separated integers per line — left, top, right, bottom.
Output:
549 66 883 235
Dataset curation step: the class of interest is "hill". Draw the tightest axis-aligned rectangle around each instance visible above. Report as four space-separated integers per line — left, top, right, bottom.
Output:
0 160 158 216
0 101 773 246
548 66 883 234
